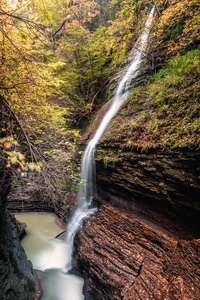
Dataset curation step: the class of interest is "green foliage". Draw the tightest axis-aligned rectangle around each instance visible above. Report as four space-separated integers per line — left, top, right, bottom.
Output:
151 0 200 68
2 0 199 196
23 0 151 125
102 48 200 151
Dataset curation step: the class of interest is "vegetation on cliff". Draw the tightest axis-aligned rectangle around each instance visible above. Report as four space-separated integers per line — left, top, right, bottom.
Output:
98 0 200 154
102 48 200 152
0 0 153 199
0 1 199 298
0 0 199 194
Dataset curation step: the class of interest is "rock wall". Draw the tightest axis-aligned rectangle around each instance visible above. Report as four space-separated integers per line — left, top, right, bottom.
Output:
96 148 200 231
75 204 200 300
73 147 200 299
0 211 41 300
0 151 41 299
7 180 76 223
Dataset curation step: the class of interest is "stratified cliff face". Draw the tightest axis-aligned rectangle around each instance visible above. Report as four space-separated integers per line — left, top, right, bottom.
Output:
96 148 200 232
0 211 39 300
73 147 200 299
75 204 200 300
73 44 200 297
7 179 76 223
0 151 40 300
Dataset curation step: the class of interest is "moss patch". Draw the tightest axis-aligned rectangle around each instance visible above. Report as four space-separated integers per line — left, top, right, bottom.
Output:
101 48 200 151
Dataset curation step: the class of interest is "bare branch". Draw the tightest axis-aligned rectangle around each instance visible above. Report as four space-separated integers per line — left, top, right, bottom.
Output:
146 0 160 15
0 82 31 90
52 19 67 38
0 27 27 58
90 78 110 111
152 0 160 15
0 94 37 163
0 9 46 28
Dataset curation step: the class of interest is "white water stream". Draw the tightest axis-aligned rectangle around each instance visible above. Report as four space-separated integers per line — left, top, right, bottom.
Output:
65 6 155 271
16 8 154 299
79 7 154 205
15 213 84 300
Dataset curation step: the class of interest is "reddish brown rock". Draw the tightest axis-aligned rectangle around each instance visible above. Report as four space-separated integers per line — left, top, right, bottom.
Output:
74 204 200 299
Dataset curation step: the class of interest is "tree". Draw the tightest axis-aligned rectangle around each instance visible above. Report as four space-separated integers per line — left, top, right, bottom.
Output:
151 0 200 68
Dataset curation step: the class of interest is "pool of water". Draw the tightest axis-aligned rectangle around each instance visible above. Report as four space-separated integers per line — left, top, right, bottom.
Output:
15 213 84 300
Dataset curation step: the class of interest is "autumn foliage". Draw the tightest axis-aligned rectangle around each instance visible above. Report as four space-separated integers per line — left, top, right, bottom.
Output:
152 0 200 66
0 0 199 190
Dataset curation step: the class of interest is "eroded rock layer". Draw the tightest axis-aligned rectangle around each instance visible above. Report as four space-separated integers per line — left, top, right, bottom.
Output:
0 144 41 299
0 211 41 300
73 147 200 299
7 180 76 223
96 148 200 231
75 204 200 299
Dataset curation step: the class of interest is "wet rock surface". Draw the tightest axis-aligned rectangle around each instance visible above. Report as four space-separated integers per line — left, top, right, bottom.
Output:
7 180 76 223
0 209 41 300
75 204 200 300
96 148 200 231
73 147 200 299
0 148 42 299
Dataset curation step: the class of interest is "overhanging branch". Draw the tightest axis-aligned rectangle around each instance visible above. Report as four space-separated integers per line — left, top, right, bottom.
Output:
0 94 41 164
52 19 67 37
0 9 46 28
0 82 31 90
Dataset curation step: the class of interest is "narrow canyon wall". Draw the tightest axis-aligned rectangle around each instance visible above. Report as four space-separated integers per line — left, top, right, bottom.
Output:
73 147 200 299
75 204 200 299
7 180 76 223
96 148 200 232
0 152 41 299
0 211 40 300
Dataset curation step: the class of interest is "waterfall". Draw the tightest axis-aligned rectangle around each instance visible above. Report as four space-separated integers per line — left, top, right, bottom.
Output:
65 6 155 272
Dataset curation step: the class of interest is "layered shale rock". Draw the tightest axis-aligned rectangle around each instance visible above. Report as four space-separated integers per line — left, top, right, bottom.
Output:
73 147 200 299
0 211 41 300
96 148 200 231
0 147 41 299
74 204 200 300
7 180 76 223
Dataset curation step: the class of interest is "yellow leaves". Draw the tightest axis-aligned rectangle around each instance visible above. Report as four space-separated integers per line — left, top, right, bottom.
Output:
72 129 80 137
0 136 19 149
153 0 200 58
49 60 66 71
4 149 25 171
0 135 42 172
25 162 42 172
18 152 25 161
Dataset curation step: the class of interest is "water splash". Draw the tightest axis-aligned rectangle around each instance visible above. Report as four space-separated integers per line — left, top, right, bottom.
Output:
64 202 97 272
65 6 155 272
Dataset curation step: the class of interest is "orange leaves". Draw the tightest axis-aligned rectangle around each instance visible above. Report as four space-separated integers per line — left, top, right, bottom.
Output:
153 0 200 59
69 0 100 24
0 136 26 172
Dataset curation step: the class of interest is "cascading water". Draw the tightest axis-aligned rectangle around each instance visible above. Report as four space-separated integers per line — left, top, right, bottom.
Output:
65 6 155 272
14 8 155 300
13 8 154 300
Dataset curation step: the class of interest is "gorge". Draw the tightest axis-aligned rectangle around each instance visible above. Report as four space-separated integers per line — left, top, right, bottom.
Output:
66 5 155 273
0 0 200 299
